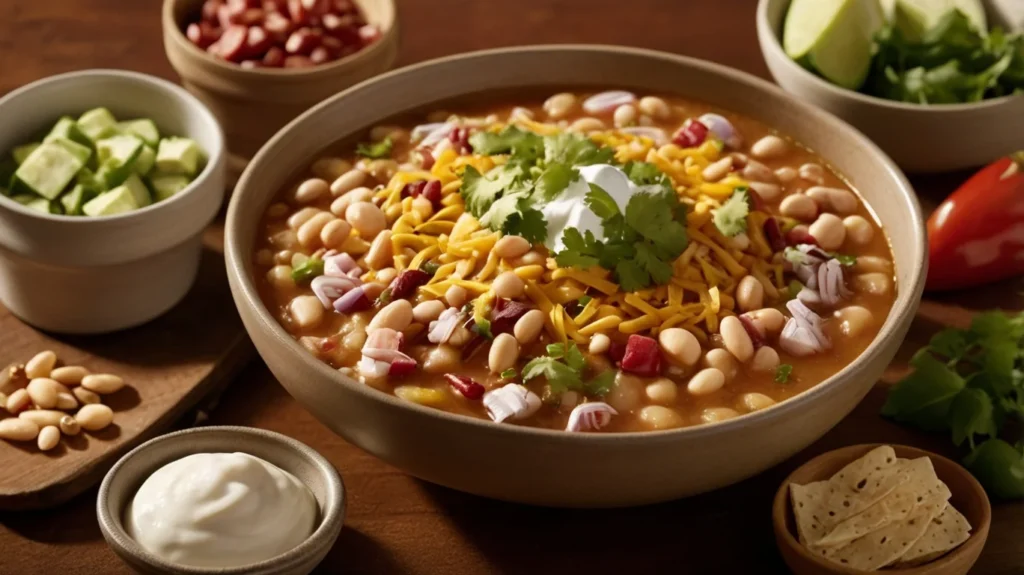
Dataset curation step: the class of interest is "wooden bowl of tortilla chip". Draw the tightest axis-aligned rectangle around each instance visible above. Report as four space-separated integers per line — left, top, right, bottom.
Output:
772 444 990 574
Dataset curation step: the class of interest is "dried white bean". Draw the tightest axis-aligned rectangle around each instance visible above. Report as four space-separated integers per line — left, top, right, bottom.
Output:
19 410 65 427
703 349 738 382
287 207 322 230
702 157 733 182
775 166 797 183
741 392 776 412
488 333 520 374
320 219 352 250
645 378 678 405
368 300 413 332
513 310 545 345
311 157 351 181
688 368 726 396
806 186 858 215
72 387 101 405
799 163 826 184
638 96 670 120
843 215 874 245
494 235 531 259
6 389 30 413
750 135 788 160
638 405 684 430
702 407 740 424
25 351 56 379
658 328 700 366
855 256 893 274
81 373 125 395
568 117 606 133
267 265 296 290
27 378 61 409
37 425 60 451
330 186 374 216
492 271 525 300
835 306 875 337
749 181 782 202
809 213 846 251
719 316 754 362
742 160 777 183
613 104 637 127
750 346 780 372
345 201 387 239
780 194 817 221
289 295 325 329
413 300 446 324
76 404 114 431
736 275 764 312
364 230 394 270
543 93 576 119
0 418 38 441
297 212 336 248
854 273 892 296
294 178 329 203
59 415 80 436
589 333 611 355
445 285 468 308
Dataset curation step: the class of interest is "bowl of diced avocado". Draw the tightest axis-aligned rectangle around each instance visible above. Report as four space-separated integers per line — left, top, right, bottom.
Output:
0 69 225 334
757 0 1024 173
2 108 204 217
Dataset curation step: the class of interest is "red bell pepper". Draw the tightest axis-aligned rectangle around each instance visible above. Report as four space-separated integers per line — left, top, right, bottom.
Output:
927 152 1024 291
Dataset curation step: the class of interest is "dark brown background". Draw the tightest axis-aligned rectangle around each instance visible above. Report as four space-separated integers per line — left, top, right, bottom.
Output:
2 1 1022 573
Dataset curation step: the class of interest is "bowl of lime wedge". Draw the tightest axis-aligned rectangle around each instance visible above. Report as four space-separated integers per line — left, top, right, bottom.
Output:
757 0 1024 173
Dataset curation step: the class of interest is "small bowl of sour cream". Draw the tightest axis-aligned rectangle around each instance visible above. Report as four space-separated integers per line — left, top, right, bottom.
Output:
97 426 344 575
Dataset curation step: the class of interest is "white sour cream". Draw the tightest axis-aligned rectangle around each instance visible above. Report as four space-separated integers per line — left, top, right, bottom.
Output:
540 164 659 252
124 452 317 569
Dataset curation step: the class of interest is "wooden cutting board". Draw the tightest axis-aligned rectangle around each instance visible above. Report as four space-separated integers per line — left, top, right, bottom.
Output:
0 224 254 510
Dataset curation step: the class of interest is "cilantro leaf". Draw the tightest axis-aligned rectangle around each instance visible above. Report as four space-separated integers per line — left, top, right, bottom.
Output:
625 191 688 256
964 438 1024 500
615 259 649 293
712 188 749 237
554 228 601 269
882 350 966 431
584 184 621 220
634 242 674 285
949 387 998 450
622 161 663 186
543 132 614 166
830 252 857 266
774 364 793 384
500 368 518 379
565 343 586 373
928 328 969 361
584 370 615 397
469 126 544 158
460 164 525 218
503 206 548 244
356 137 393 159
522 357 581 394
546 343 566 358
535 163 578 201
471 318 493 340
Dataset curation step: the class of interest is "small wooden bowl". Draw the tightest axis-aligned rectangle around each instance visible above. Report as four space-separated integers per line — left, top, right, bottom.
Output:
162 0 399 160
97 426 345 575
772 444 991 575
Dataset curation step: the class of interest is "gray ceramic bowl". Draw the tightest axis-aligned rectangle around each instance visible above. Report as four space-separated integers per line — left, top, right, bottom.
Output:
225 45 926 508
757 0 1024 173
96 426 344 575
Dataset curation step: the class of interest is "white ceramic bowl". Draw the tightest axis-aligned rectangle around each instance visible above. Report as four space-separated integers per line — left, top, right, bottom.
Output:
0 70 226 334
757 0 1024 173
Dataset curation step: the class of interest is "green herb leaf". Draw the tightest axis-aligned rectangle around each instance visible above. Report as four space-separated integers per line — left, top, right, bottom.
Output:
543 132 614 166
535 163 578 201
469 126 544 158
472 317 493 340
565 343 586 373
830 252 858 267
584 370 615 397
460 165 526 218
554 228 602 269
522 357 581 395
356 137 393 159
421 261 441 276
584 183 621 220
774 364 793 384
376 288 393 307
577 295 593 308
949 387 998 450
502 206 548 244
500 368 518 380
546 343 566 359
964 438 1024 499
625 191 689 256
882 350 966 431
290 258 324 283
712 188 749 237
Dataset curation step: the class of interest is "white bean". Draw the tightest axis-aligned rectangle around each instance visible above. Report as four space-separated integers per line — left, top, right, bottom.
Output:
364 230 394 270
19 410 65 427
843 215 874 245
606 372 645 412
799 162 826 184
638 405 684 430
368 300 413 332
6 389 30 413
297 212 336 248
750 135 788 160
56 392 78 411
779 194 818 221
736 276 764 312
330 186 374 216
26 378 60 409
294 178 329 203
0 418 39 441
809 213 846 251
289 295 325 329
613 104 637 128
638 96 671 120
750 346 780 372
854 273 892 296
320 219 352 250
267 265 296 290
568 118 606 133
59 415 80 436
345 202 387 239
423 345 460 374
658 328 700 366
775 166 797 183
688 368 726 396
81 373 125 395
311 157 351 181
376 268 398 286
494 235 532 260
719 316 754 362
702 157 733 182
266 203 289 219
37 425 60 451
806 186 858 215
488 333 520 374
741 392 776 412
287 207 321 230
855 256 893 274
413 300 446 324
702 407 740 424
703 349 738 382
835 305 875 337
645 378 678 405
76 404 114 431
589 333 611 355
445 285 468 308
25 351 56 380
513 309 545 345
411 196 434 220
492 271 525 300
72 387 101 405
543 93 577 119
742 160 777 183
749 181 782 202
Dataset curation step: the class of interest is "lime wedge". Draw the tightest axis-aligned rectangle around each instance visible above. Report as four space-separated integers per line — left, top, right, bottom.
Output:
784 0 885 90
893 0 987 41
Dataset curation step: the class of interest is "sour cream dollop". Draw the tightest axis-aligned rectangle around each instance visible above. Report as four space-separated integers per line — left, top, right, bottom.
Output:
124 452 317 569
540 164 661 252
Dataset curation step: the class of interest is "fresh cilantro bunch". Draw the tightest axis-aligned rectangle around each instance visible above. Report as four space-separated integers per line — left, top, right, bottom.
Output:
882 311 1024 498
459 127 614 244
552 161 689 292
522 342 615 396
866 10 1024 103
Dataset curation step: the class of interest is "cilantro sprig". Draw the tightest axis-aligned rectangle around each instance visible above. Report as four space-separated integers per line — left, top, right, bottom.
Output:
522 342 615 397
356 137 393 159
882 311 1024 498
554 171 689 292
712 187 749 237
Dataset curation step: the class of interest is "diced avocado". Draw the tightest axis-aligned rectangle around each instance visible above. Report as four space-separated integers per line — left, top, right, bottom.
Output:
134 145 156 176
60 184 92 216
96 134 143 166
12 142 41 165
44 116 91 147
75 167 106 194
148 173 192 202
118 119 160 147
120 174 152 208
82 186 138 217
12 138 92 200
12 193 59 214
155 137 202 176
76 107 119 143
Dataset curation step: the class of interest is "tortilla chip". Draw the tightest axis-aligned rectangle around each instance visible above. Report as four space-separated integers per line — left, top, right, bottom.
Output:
819 496 945 571
791 481 830 545
895 505 972 567
814 457 951 549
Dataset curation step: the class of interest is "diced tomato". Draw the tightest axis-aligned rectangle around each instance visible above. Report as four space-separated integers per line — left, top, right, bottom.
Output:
421 179 442 209
388 356 418 376
444 374 485 400
621 334 662 377
672 119 708 148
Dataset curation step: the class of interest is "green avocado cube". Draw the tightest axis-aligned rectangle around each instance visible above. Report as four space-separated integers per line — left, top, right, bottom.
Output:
12 193 60 214
118 119 160 147
134 145 156 176
95 134 143 188
12 142 40 165
148 173 192 202
12 138 92 200
44 116 91 147
120 174 151 208
155 137 201 176
82 186 138 217
59 184 96 215
76 108 119 143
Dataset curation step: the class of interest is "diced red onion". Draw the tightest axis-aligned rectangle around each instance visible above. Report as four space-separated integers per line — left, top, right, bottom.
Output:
483 384 542 423
412 122 452 145
324 252 361 277
444 373 485 400
797 287 822 307
428 307 462 344
582 91 636 114
619 127 668 147
565 402 617 432
817 259 851 307
311 275 358 308
621 334 663 377
779 299 830 356
333 285 373 312
698 113 742 149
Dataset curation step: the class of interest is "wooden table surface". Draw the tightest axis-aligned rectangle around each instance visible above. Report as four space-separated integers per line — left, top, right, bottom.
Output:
2 1 1023 573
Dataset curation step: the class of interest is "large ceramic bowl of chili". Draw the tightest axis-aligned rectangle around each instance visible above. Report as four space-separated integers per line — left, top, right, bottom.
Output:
225 45 926 507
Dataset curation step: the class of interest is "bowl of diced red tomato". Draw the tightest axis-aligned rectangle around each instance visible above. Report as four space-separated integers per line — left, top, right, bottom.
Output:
161 0 398 159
